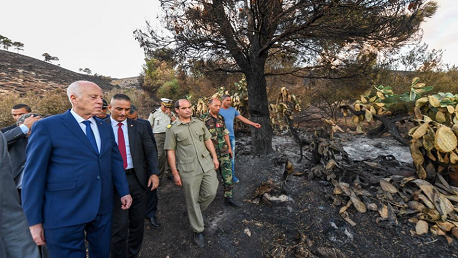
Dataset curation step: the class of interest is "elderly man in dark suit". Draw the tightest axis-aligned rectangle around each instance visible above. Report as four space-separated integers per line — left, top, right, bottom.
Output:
22 81 132 258
108 94 160 258
0 132 41 258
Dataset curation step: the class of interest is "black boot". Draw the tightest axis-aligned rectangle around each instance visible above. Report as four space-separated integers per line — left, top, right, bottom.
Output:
193 232 205 248
224 197 241 207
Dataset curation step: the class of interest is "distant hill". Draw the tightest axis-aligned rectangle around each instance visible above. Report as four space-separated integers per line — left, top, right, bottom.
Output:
0 50 128 94
112 76 141 89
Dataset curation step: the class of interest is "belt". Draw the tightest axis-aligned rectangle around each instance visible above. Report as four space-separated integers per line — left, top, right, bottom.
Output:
125 168 135 175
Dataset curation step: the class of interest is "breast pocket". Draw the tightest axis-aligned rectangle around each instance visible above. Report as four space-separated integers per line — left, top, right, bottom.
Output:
195 130 204 142
177 133 191 146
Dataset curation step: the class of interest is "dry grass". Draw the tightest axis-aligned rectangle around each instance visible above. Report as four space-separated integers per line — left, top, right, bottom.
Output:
0 88 157 128
0 89 70 127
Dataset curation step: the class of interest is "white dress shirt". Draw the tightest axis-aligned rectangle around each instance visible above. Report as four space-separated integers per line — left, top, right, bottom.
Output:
71 109 101 152
110 118 133 169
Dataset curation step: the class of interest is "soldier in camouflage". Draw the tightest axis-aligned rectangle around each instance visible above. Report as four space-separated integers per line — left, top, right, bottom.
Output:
200 98 240 207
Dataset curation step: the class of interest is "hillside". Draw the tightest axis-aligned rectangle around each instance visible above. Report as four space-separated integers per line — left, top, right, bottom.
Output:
0 50 121 94
112 76 141 89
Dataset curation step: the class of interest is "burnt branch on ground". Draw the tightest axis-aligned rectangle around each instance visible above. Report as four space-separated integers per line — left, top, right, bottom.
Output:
284 113 314 162
340 105 410 146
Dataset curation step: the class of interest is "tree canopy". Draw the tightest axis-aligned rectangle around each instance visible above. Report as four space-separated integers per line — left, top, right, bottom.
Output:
79 68 92 75
42 53 59 63
135 0 437 154
1 35 24 52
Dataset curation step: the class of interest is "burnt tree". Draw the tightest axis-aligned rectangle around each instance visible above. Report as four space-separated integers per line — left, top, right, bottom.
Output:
134 0 436 154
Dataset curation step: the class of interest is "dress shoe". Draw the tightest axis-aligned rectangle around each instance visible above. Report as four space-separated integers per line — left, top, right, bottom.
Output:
193 232 205 248
224 197 241 207
147 216 161 228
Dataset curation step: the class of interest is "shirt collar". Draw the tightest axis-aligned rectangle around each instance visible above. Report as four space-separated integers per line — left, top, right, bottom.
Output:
176 117 196 126
71 109 96 124
110 117 127 127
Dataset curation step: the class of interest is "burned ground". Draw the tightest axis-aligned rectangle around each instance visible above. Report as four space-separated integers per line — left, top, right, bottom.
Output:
140 133 458 258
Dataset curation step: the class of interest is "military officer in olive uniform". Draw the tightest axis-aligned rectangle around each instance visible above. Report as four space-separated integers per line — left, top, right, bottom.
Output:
200 98 240 207
164 99 219 248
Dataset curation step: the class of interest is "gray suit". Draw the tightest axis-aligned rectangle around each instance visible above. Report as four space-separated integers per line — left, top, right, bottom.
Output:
1 124 16 133
4 126 28 188
0 132 41 258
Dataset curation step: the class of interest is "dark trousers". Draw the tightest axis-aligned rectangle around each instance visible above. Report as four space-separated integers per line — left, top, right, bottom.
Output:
45 212 112 258
144 188 158 219
111 173 147 258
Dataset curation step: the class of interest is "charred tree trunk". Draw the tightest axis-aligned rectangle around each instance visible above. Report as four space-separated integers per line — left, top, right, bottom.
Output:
245 64 273 154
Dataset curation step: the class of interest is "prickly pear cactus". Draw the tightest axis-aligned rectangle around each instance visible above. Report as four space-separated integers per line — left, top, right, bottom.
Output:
345 77 432 133
188 76 249 123
269 87 301 131
409 91 458 182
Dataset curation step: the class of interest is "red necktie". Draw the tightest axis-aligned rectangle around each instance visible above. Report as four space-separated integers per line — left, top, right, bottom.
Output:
117 122 127 169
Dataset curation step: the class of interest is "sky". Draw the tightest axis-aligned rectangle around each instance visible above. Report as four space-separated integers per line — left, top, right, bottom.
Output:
1 0 457 79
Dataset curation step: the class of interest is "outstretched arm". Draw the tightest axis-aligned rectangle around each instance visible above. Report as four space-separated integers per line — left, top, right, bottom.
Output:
236 115 261 128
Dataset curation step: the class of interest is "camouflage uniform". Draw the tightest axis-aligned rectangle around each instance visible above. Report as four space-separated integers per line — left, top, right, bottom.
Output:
200 112 233 198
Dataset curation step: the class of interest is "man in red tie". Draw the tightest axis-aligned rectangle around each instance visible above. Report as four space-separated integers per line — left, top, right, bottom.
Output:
107 94 160 258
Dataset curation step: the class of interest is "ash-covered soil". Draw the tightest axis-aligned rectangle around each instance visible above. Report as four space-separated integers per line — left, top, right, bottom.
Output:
140 133 458 258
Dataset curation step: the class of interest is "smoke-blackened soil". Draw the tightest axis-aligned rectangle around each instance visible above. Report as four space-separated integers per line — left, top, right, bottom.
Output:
141 133 458 258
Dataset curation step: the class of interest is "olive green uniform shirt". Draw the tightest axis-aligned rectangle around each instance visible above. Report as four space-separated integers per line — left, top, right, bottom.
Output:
164 117 214 175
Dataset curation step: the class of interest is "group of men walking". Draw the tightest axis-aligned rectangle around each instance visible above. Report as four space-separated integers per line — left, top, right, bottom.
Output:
0 80 261 257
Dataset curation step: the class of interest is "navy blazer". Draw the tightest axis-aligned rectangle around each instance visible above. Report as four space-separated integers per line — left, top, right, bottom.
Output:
22 110 129 229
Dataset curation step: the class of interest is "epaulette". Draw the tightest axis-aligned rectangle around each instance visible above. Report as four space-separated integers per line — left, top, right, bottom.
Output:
150 109 157 114
167 120 177 129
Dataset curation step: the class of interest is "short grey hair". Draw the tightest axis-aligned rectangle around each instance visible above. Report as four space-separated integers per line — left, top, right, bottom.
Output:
208 98 220 105
67 81 84 102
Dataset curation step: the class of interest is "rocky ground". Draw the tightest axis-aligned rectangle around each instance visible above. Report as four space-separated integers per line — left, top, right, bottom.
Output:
140 132 458 258
0 50 118 94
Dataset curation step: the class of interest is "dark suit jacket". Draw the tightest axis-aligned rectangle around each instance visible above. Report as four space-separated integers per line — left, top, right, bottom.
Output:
4 126 28 184
0 132 40 257
107 118 159 190
1 124 16 133
22 110 130 230
138 118 157 151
